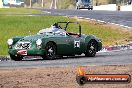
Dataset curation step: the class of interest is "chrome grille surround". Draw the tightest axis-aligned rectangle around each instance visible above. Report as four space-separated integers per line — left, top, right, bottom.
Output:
15 42 31 50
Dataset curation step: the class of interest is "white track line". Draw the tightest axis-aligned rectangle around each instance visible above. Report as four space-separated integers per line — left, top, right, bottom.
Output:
78 16 132 29
42 11 51 14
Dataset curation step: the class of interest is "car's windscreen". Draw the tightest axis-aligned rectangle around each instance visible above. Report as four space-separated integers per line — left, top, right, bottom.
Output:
37 26 66 36
57 23 80 34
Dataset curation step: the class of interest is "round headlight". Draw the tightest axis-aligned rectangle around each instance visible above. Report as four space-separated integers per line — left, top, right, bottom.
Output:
7 39 13 45
36 39 42 45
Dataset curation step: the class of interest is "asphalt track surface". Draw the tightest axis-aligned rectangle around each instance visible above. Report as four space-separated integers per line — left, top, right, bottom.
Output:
0 50 132 68
38 9 132 28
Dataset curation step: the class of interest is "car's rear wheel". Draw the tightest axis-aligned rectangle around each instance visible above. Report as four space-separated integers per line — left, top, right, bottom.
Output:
85 40 97 57
10 54 23 61
43 42 56 60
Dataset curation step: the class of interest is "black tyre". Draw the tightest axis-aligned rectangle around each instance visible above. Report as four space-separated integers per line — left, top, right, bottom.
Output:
10 54 23 61
85 40 97 57
44 42 56 60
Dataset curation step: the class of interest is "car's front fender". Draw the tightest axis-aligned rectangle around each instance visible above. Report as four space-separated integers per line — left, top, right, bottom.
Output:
12 36 24 44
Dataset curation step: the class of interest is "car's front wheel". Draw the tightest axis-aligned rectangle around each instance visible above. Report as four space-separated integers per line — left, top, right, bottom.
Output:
85 40 97 57
10 54 23 61
43 42 56 60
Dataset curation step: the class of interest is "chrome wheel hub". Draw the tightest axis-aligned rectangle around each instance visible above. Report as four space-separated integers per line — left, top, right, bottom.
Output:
48 48 53 53
90 46 94 50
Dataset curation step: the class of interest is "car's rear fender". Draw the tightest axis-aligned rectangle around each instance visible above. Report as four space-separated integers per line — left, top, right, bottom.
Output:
85 35 102 51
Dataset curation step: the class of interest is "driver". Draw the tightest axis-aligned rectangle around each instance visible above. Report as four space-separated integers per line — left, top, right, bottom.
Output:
52 23 62 29
53 23 59 28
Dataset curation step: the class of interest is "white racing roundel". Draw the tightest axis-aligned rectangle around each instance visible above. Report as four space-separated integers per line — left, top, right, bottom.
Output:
74 40 80 48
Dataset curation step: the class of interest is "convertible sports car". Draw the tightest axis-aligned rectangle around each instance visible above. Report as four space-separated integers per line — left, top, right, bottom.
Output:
7 22 102 61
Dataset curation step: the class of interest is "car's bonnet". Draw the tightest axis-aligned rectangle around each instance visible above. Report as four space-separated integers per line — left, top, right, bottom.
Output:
19 34 47 42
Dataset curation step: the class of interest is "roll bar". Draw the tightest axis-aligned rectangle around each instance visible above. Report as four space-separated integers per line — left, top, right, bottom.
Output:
55 21 81 37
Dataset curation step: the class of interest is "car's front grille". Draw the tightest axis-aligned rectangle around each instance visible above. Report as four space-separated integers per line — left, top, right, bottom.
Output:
15 42 31 50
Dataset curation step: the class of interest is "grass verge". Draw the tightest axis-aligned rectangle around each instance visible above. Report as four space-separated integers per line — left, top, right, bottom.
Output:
0 16 132 55
0 8 42 15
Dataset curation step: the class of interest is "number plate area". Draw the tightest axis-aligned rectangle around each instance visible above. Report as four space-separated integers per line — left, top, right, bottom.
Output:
17 50 27 55
15 42 31 50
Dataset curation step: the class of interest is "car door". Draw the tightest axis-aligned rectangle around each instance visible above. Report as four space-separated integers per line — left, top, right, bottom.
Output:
57 35 85 55
72 36 85 54
56 35 74 55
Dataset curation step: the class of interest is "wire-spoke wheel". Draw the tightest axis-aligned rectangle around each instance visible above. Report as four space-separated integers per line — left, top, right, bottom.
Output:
85 40 97 57
44 42 56 60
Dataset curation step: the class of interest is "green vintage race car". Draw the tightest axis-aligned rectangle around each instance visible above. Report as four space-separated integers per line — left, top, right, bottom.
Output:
7 22 102 61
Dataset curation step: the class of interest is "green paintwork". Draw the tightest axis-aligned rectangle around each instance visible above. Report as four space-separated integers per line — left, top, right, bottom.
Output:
8 22 102 58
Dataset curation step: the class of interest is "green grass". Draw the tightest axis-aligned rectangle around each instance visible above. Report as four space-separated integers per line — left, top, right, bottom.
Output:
0 16 131 55
0 8 42 14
